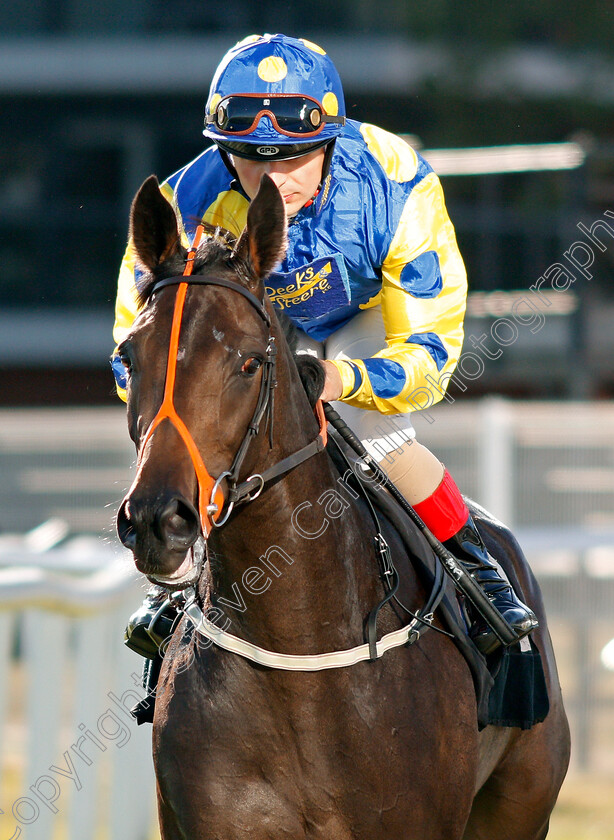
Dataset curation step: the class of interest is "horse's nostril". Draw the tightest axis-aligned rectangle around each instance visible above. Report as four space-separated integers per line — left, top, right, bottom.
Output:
155 497 200 550
117 494 199 553
117 499 137 550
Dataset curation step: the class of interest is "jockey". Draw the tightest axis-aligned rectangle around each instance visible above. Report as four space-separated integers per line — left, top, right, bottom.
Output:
113 33 537 666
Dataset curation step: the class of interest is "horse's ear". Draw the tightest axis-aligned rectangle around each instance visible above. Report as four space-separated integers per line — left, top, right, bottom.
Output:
129 175 182 270
233 174 287 287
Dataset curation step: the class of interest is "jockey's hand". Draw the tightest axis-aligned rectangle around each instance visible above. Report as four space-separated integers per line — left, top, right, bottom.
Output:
320 360 343 403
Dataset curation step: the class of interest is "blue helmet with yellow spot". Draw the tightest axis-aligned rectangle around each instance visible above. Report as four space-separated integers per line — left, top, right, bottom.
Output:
204 34 346 161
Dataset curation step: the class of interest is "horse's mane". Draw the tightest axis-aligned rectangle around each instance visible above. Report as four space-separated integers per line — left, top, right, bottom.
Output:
277 312 326 408
293 353 326 408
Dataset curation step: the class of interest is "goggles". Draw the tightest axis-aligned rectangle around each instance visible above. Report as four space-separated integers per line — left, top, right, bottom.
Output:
205 94 345 138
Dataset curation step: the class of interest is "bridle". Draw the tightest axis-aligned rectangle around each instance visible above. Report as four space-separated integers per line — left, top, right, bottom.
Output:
137 224 328 538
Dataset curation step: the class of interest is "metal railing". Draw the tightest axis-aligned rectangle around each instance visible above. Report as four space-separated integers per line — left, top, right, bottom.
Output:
414 398 614 773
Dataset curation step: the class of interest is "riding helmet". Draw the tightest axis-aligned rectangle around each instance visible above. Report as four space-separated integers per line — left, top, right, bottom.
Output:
203 34 346 161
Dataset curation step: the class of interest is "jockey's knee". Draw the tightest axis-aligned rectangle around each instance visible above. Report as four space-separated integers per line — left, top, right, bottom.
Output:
382 439 444 505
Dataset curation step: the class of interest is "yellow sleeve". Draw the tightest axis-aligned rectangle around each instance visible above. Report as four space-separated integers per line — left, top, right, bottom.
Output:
111 182 189 401
331 167 467 415
111 241 141 402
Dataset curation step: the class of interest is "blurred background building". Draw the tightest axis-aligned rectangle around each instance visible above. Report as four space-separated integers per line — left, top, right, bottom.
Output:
1 0 614 403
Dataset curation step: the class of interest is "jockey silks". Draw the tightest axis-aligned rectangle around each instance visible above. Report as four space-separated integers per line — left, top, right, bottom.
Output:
113 119 467 415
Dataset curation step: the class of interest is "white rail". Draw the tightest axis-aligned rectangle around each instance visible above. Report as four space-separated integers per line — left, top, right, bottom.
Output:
0 546 156 840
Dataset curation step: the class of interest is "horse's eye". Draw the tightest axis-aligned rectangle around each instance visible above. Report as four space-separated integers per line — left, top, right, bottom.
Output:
120 352 133 374
241 356 263 377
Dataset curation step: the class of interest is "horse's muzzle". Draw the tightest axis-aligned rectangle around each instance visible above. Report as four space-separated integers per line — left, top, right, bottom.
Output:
117 492 201 575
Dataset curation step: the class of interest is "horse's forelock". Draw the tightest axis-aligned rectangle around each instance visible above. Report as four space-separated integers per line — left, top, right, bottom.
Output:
135 224 241 307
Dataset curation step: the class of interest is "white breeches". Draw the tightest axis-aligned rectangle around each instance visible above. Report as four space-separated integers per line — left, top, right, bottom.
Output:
296 305 445 505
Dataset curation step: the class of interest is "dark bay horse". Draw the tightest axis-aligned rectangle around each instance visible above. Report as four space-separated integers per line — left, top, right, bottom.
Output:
116 173 570 840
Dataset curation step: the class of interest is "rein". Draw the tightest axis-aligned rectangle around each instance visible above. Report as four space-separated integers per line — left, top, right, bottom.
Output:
139 224 327 537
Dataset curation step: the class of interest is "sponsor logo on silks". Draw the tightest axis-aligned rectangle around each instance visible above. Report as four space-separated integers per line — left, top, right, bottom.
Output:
257 146 280 156
266 254 351 322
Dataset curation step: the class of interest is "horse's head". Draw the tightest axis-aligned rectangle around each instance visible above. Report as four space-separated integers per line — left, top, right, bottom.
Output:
116 173 289 587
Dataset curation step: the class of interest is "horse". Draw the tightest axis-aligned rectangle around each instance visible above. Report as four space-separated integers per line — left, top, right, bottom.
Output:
116 172 570 840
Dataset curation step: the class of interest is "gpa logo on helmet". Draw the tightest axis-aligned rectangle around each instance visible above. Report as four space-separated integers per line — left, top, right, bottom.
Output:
257 146 280 156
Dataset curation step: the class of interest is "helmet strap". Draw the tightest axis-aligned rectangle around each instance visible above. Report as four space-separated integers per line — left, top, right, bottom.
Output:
303 139 336 209
321 139 336 182
218 148 239 180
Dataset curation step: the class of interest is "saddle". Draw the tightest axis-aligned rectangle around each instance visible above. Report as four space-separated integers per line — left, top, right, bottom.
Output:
325 428 549 731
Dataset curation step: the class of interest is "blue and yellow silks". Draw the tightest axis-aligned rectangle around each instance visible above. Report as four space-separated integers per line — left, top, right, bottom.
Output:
113 120 467 414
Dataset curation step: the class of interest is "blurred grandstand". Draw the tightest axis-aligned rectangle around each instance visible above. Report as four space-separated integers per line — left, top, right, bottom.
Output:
2 1 614 404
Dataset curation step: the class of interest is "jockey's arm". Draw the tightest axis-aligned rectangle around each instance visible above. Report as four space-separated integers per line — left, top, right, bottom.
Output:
328 168 468 415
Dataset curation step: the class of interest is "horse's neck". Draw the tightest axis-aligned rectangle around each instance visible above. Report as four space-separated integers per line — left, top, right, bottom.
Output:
204 451 380 654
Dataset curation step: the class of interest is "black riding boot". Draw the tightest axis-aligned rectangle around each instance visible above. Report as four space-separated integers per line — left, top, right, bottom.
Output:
124 587 178 659
444 516 538 655
125 588 179 724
